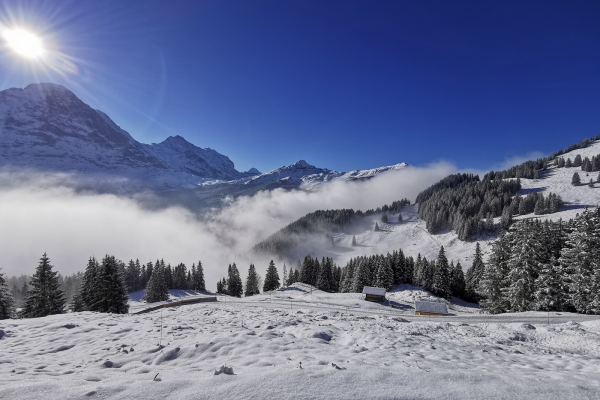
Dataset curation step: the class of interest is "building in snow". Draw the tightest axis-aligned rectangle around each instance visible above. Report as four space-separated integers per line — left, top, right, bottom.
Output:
362 286 386 303
414 299 448 316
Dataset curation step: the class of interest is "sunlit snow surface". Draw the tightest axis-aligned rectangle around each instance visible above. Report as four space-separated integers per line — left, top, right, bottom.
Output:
2 285 599 400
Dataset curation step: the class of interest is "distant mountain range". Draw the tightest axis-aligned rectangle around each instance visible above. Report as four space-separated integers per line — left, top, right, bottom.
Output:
0 83 407 205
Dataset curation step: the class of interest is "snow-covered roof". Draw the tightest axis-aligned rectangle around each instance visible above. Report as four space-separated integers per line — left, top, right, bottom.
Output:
415 300 448 314
362 286 386 296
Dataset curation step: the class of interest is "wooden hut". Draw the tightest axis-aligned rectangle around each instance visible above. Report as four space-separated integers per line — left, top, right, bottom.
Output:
362 286 386 303
414 299 448 316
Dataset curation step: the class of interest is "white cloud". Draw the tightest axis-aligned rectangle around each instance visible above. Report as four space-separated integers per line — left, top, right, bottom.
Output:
0 162 458 289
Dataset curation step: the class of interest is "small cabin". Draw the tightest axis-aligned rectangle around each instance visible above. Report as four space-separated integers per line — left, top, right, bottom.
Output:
414 299 448 316
362 286 386 303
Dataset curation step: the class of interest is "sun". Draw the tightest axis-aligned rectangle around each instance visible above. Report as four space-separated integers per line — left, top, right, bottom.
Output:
2 28 44 59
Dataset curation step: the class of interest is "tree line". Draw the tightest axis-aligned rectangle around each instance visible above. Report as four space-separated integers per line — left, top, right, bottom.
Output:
0 254 207 319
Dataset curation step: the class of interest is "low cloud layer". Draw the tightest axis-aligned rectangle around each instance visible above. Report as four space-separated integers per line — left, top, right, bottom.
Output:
0 162 458 288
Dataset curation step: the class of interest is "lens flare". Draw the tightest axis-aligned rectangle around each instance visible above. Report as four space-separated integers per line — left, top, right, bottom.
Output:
3 28 44 58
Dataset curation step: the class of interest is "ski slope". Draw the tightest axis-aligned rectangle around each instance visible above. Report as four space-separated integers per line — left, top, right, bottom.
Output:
1 285 599 400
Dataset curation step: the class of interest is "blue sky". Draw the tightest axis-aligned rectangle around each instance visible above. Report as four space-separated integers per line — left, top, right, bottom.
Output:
1 0 599 173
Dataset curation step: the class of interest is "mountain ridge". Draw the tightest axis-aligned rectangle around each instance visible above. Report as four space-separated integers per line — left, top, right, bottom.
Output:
0 83 409 195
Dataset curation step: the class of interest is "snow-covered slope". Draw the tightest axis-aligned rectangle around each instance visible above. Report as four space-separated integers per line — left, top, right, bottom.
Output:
0 83 256 190
517 139 600 222
1 288 599 399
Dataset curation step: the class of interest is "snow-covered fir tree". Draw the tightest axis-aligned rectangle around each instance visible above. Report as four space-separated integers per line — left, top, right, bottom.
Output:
431 247 451 298
316 257 335 292
22 253 66 318
478 234 511 313
560 207 600 314
145 260 169 303
263 260 280 292
192 261 206 292
227 263 243 297
96 255 129 314
374 256 394 290
353 258 371 293
465 243 485 300
245 264 261 296
504 220 543 312
0 267 15 319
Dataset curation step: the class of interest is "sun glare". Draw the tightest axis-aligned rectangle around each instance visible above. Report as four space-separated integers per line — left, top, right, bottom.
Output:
3 28 44 58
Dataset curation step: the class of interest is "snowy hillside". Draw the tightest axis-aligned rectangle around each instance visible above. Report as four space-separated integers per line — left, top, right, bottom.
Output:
1 286 599 399
517 139 600 222
258 140 600 271
288 204 495 272
0 83 257 191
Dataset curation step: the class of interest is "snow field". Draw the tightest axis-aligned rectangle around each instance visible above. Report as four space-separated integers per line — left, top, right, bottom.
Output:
2 289 600 399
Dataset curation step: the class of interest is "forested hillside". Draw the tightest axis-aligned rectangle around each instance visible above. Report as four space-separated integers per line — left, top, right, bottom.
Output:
471 207 600 314
252 199 410 255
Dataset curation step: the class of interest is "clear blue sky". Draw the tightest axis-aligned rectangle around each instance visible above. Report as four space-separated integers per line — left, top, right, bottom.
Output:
1 0 599 173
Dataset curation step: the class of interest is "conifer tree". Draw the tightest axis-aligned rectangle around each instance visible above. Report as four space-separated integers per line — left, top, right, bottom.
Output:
96 255 130 314
433 247 451 298
374 257 394 290
534 258 565 311
479 234 510 313
77 257 100 311
560 207 600 313
341 261 355 292
397 213 403 222
450 262 466 298
381 212 388 223
504 221 542 312
351 235 357 246
227 263 243 297
145 261 169 303
465 243 485 300
353 259 371 293
22 253 66 318
286 265 296 286
316 258 335 292
374 222 380 231
191 261 205 292
571 172 581 186
0 267 15 319
263 260 280 292
245 264 261 296
70 290 85 312
282 263 287 287
300 256 314 285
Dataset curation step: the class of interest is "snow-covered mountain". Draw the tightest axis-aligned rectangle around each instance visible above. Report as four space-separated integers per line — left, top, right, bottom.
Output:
229 160 408 188
0 83 407 195
0 83 258 190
